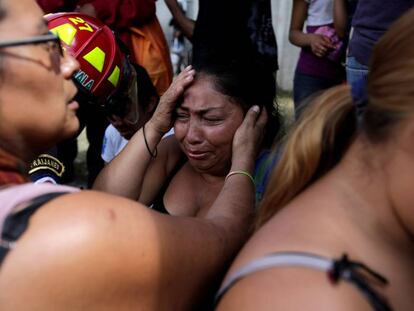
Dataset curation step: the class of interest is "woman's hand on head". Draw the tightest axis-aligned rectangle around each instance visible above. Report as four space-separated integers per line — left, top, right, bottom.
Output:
310 34 334 57
232 106 268 171
148 66 195 135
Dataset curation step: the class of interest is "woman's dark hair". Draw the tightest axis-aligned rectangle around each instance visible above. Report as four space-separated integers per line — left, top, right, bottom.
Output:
192 53 281 148
103 62 158 118
112 35 159 113
133 63 159 112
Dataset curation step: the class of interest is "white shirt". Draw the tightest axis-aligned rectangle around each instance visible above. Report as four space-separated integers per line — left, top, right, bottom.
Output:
101 125 176 163
101 125 129 163
305 0 334 26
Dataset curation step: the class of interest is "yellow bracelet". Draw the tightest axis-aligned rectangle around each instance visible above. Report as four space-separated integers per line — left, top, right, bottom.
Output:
225 170 255 187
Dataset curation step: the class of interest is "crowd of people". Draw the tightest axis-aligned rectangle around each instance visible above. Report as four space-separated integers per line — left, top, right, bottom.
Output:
1 0 414 310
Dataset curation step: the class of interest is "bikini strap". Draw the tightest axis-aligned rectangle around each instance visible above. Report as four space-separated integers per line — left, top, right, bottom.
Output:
0 192 68 263
215 252 392 311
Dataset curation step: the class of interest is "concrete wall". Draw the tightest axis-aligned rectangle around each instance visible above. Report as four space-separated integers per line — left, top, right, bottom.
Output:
156 0 298 91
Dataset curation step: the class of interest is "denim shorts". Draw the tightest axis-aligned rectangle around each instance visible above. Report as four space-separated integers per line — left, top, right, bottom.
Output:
293 72 342 119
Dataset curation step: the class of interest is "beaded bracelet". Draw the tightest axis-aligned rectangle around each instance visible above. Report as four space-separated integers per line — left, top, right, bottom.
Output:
142 124 158 158
225 170 255 187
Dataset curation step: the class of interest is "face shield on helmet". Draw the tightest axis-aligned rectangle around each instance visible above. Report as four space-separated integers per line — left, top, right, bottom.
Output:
45 12 139 124
105 58 140 125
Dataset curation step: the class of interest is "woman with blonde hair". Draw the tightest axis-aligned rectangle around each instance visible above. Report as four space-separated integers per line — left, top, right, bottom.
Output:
215 7 414 311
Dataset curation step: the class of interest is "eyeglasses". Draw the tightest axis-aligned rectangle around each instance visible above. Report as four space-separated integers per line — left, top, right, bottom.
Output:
0 32 63 56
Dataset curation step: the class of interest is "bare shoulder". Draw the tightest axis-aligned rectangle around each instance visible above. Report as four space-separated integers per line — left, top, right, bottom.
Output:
159 134 184 172
0 190 229 310
216 264 373 311
0 191 168 310
216 206 375 311
139 134 184 204
147 134 183 179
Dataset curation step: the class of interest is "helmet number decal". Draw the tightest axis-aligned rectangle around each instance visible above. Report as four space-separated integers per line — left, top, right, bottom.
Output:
74 69 95 91
69 17 94 32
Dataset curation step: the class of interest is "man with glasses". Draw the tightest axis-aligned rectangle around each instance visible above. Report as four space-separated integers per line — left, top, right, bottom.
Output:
0 31 63 54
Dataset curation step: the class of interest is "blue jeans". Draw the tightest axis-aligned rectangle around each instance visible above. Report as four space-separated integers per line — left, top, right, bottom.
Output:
346 56 369 116
346 56 368 85
293 72 341 119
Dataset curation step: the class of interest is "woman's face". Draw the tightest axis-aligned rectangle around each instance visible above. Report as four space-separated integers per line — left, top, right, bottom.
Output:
0 0 79 160
174 75 244 175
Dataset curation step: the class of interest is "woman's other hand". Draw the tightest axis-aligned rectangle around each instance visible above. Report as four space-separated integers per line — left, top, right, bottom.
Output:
232 106 268 172
310 34 334 57
148 65 195 135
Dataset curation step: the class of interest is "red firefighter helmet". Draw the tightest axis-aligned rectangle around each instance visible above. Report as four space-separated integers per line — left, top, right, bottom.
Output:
45 12 127 104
